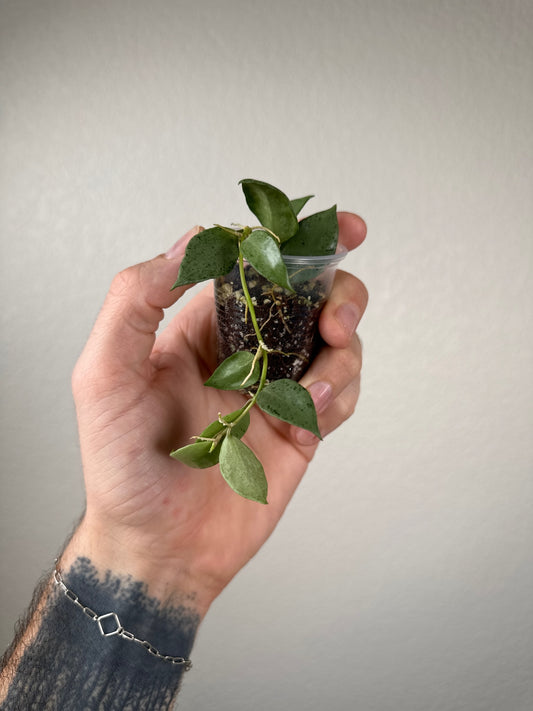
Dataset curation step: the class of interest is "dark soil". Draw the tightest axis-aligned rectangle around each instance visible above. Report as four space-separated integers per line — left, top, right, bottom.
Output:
215 263 328 384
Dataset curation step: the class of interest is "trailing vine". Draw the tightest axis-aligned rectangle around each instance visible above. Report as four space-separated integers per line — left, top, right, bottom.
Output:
170 179 339 503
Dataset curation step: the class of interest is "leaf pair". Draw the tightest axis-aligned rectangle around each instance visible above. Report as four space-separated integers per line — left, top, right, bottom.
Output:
241 178 338 257
173 178 300 290
206 356 321 440
170 407 250 469
217 379 321 504
174 224 294 293
170 405 268 504
172 179 339 289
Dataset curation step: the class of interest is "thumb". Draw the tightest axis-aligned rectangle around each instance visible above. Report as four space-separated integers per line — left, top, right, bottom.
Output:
80 226 203 377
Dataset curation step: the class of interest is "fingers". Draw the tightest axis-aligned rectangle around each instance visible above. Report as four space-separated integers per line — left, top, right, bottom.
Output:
75 226 202 379
319 270 368 348
318 210 368 349
293 263 368 446
337 211 367 251
294 333 363 445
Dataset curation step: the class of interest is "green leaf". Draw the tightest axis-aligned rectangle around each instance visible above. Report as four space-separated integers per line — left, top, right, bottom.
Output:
172 227 239 288
219 434 268 504
170 408 250 469
281 205 338 256
290 195 314 215
205 351 260 390
256 379 321 438
241 230 294 293
170 440 220 468
240 179 299 242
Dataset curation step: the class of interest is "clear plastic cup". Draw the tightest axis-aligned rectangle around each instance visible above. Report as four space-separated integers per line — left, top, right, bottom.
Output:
214 248 347 384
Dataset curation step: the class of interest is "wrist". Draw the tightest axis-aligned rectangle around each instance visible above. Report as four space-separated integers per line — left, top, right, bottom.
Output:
61 516 214 619
53 557 197 668
1 550 200 709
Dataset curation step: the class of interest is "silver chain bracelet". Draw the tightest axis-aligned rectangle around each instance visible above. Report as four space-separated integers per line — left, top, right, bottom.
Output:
53 563 192 671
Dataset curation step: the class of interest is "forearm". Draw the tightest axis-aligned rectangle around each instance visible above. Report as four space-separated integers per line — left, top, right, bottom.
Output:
0 527 201 710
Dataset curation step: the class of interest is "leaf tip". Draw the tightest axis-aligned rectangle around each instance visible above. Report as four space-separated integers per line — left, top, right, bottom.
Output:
247 490 268 505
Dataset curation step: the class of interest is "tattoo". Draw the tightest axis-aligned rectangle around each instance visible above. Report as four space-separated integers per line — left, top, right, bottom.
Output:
0 558 200 710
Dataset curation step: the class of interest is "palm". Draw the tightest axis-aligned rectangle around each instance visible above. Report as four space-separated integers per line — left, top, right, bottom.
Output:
79 285 313 590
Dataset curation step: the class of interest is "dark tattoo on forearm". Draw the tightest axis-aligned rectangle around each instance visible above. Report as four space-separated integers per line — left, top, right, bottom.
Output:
0 558 200 710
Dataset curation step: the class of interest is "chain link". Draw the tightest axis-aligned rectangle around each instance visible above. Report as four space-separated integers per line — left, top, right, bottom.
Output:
53 566 192 671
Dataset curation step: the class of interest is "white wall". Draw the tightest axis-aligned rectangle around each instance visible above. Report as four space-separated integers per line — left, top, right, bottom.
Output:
1 1 532 709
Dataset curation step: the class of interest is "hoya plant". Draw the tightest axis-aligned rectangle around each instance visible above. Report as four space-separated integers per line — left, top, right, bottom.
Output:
170 179 339 504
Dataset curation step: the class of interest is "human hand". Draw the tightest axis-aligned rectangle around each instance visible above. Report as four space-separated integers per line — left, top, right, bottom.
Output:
64 213 367 615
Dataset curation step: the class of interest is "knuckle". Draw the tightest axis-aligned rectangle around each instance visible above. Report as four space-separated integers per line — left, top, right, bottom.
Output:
337 272 368 308
337 379 360 422
338 393 356 422
109 265 140 299
108 263 161 333
338 344 362 380
349 277 368 314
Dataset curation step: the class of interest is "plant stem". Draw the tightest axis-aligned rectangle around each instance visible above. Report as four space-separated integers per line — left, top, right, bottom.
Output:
226 246 271 428
238 248 263 344
256 347 269 392
234 353 268 423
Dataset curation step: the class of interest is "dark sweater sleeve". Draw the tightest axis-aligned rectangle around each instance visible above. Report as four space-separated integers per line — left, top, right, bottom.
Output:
0 557 200 711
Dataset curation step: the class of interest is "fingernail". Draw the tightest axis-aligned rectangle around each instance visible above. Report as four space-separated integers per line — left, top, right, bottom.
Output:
335 303 359 337
307 381 333 415
165 225 203 260
294 428 319 446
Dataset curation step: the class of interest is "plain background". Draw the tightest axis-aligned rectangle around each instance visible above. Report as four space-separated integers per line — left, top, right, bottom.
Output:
1 1 532 709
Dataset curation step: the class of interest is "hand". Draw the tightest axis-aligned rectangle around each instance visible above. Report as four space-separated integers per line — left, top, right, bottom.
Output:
65 213 368 615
